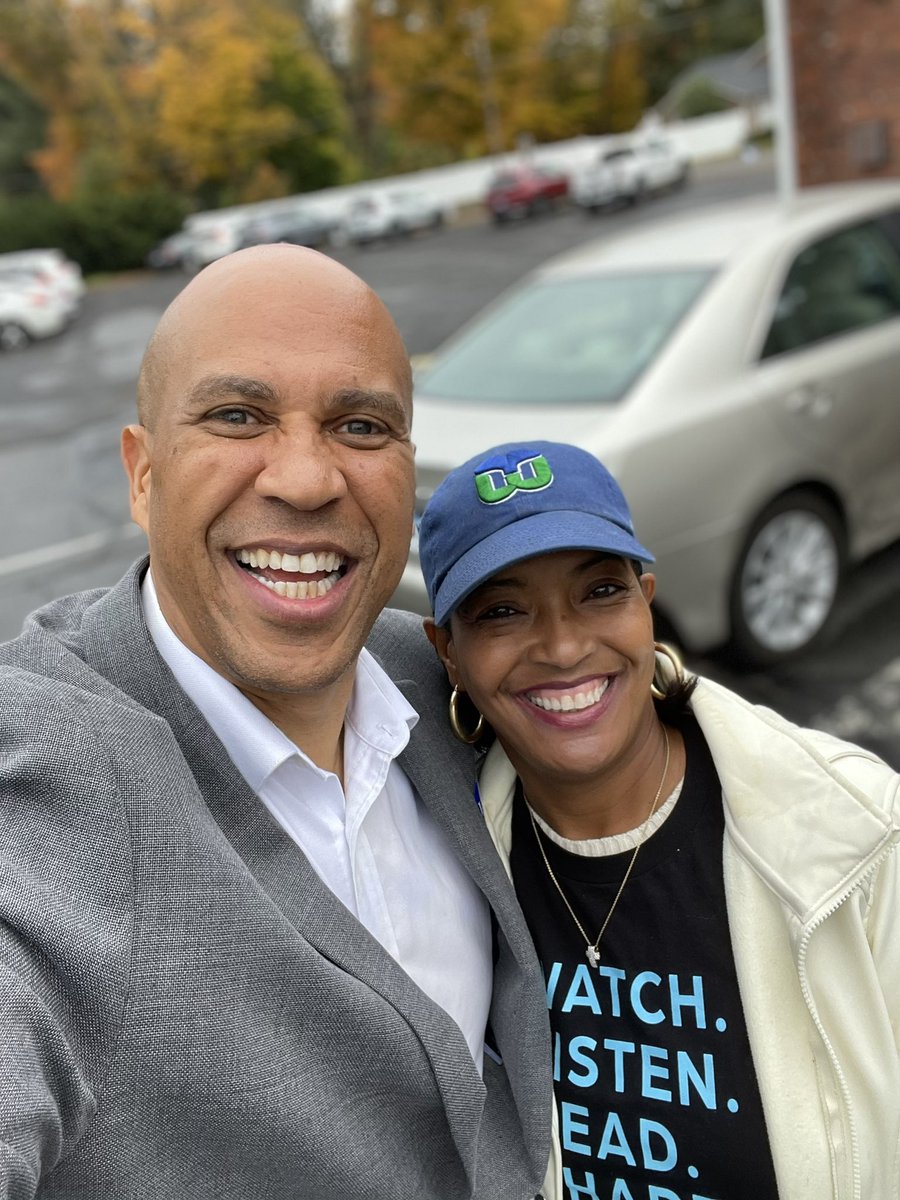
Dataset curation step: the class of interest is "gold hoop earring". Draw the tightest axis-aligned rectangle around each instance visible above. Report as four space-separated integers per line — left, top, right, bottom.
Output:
651 641 685 701
449 686 485 744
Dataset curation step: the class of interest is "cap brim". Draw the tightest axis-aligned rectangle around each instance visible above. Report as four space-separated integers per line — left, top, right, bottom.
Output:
432 509 655 625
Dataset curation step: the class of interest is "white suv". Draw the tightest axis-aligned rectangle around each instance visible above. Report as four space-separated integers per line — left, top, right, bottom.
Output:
572 137 689 212
638 136 690 194
344 191 445 245
571 145 644 211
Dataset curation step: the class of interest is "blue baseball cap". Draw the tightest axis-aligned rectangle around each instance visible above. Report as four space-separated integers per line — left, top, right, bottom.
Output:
419 441 655 626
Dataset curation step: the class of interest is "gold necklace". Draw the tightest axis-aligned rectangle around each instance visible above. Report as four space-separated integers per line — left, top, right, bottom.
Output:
527 726 670 971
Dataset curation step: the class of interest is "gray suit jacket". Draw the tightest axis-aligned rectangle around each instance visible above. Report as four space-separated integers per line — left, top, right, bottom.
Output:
0 559 551 1199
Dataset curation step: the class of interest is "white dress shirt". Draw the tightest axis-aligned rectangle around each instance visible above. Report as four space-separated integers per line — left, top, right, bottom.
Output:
142 572 492 1072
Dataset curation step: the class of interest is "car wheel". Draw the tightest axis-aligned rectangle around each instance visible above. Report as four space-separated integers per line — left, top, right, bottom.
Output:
728 490 845 668
0 322 30 352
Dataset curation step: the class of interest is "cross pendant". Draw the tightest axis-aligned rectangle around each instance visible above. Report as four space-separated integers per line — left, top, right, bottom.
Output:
586 945 600 969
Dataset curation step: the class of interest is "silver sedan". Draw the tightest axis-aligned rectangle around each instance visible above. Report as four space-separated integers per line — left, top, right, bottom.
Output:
399 180 900 667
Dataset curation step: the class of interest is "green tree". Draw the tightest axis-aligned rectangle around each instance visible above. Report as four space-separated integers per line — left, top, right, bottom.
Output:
675 74 733 119
0 72 46 193
640 0 764 107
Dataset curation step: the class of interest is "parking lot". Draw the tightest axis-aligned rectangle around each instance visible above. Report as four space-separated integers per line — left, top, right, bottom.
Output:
3 153 900 766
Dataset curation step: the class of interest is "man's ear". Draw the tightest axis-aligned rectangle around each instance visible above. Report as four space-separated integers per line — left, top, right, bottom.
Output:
121 424 152 534
423 618 460 688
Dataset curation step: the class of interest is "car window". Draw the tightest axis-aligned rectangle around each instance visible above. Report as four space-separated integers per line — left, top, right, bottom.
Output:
762 219 900 357
875 205 900 251
419 270 712 405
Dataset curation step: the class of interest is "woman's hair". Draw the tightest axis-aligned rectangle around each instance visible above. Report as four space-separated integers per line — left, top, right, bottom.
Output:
652 664 699 723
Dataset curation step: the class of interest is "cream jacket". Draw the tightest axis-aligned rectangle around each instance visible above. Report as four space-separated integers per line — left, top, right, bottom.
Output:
476 677 900 1200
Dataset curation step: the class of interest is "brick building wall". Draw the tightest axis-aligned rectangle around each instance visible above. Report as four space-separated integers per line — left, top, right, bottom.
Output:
790 0 900 185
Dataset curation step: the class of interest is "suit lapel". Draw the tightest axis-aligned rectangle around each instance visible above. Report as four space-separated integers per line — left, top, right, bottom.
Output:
394 676 552 1179
77 561 492 1184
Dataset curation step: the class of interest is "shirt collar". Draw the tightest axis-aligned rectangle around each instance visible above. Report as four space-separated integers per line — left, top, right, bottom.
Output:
141 570 418 792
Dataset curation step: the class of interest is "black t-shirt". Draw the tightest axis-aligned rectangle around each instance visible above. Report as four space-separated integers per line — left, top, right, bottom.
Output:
510 717 780 1200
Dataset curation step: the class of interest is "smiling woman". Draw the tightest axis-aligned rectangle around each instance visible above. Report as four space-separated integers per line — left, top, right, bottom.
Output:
417 439 900 1200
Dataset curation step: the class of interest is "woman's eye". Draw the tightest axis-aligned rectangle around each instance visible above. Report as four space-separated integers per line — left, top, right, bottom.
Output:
476 604 520 621
588 582 624 600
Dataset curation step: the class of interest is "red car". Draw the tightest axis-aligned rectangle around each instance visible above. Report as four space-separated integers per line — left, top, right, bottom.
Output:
485 165 570 223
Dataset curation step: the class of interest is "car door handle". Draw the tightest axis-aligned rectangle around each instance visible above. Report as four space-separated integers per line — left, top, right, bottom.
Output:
785 385 834 419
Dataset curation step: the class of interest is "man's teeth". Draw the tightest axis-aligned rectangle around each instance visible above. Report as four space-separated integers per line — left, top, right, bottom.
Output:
250 575 339 599
526 679 609 712
235 548 345 598
236 549 343 573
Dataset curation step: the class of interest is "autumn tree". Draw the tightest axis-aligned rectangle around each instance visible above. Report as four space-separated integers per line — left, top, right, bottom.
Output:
0 0 355 207
346 0 655 170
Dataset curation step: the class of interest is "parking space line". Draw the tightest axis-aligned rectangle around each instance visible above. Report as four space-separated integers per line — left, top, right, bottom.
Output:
0 525 143 578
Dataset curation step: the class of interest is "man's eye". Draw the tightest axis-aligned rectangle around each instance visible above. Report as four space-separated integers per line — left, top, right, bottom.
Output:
209 407 260 426
337 417 387 437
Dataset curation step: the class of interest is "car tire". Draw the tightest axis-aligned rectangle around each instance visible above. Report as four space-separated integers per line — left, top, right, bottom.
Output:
0 322 30 352
727 490 845 668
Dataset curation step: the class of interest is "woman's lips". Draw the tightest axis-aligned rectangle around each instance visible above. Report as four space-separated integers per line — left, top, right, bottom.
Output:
523 676 611 714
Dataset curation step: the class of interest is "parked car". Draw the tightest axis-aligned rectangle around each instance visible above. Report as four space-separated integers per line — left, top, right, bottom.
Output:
144 230 196 270
397 181 900 667
0 248 84 316
343 190 445 245
0 271 74 350
637 136 690 194
181 212 256 271
572 137 689 213
571 144 645 211
485 164 570 223
236 205 334 251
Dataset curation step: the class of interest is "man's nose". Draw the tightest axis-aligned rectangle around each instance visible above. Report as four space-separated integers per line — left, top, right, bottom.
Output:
253 430 349 510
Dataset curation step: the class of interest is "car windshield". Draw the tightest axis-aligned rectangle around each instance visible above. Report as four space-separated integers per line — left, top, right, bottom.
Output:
419 269 713 404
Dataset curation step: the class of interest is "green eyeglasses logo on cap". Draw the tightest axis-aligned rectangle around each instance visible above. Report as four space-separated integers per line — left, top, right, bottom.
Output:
474 453 554 504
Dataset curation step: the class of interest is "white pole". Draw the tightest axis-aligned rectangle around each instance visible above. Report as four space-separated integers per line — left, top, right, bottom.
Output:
763 0 799 201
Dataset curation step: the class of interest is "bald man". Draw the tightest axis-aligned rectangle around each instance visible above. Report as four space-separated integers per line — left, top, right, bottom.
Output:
0 246 550 1199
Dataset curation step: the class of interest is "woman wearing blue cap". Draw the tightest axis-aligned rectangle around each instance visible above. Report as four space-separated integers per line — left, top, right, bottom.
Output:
418 440 900 1200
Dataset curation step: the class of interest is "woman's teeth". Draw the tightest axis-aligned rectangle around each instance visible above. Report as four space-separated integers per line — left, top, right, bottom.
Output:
526 679 609 712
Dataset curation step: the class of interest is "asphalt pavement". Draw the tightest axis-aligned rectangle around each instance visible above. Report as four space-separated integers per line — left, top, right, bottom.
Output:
2 153 899 767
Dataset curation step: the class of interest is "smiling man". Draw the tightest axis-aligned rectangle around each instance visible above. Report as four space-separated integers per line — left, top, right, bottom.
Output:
0 246 550 1200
